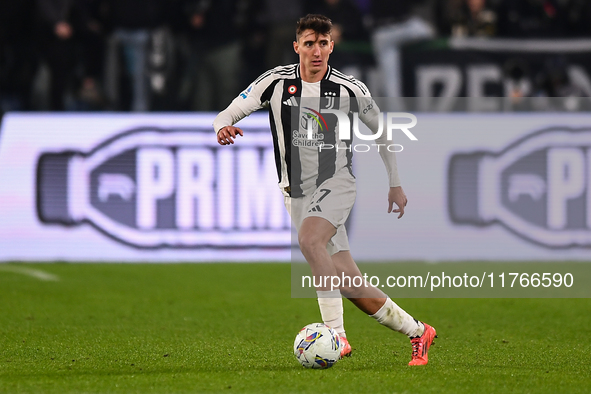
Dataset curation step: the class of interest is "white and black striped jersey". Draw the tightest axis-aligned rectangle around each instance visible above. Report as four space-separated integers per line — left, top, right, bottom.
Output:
213 64 400 197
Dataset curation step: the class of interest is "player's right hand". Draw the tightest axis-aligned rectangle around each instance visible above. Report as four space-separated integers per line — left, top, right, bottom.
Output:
217 126 244 145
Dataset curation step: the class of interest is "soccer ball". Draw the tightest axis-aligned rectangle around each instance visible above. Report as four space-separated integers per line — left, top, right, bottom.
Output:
293 323 340 369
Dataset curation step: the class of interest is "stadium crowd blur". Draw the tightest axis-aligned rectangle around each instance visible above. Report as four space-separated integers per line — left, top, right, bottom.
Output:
1 0 591 114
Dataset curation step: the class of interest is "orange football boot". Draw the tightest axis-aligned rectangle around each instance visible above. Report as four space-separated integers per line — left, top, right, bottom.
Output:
408 323 437 366
339 336 352 358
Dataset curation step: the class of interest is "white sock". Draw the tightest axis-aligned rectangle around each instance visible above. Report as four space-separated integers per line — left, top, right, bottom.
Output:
370 298 424 338
317 289 346 337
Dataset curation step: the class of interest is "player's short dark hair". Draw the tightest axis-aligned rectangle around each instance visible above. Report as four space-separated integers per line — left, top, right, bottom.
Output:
296 14 332 40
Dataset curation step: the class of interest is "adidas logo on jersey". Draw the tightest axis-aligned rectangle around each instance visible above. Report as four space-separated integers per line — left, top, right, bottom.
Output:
283 97 298 106
308 205 322 213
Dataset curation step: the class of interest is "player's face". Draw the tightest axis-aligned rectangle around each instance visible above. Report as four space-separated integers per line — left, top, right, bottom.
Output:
294 30 334 77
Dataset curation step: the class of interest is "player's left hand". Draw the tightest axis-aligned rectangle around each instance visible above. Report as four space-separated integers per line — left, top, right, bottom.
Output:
217 126 244 145
387 186 407 219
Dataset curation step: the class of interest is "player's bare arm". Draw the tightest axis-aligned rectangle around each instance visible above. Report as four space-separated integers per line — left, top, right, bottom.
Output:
388 186 407 218
217 126 243 145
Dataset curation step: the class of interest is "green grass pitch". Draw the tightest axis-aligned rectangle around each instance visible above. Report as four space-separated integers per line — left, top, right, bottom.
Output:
1 263 590 393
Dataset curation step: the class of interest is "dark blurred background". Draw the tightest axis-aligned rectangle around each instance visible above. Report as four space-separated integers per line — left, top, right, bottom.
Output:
1 0 590 114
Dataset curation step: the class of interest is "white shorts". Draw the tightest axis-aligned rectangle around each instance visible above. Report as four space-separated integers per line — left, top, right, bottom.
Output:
285 170 356 255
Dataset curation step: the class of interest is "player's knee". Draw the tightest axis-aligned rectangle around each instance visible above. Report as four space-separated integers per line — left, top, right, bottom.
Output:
298 232 325 255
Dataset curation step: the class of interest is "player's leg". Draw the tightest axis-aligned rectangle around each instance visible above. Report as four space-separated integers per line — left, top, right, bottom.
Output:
290 196 341 288
298 216 347 332
331 250 437 365
298 216 339 287
331 251 423 335
299 216 352 358
287 196 348 344
296 189 352 357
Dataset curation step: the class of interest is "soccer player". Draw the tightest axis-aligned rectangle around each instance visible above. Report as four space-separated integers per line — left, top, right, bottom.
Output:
213 14 436 366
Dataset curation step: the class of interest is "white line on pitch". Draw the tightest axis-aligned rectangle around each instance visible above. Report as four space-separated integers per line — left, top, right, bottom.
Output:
0 265 60 281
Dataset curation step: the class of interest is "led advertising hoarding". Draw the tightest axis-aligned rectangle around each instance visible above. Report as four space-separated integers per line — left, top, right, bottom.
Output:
1 112 590 261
